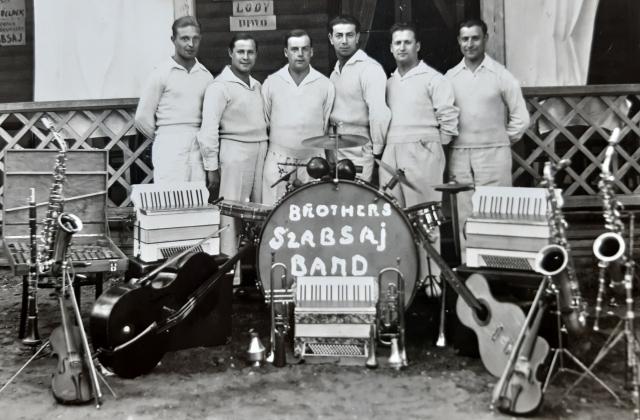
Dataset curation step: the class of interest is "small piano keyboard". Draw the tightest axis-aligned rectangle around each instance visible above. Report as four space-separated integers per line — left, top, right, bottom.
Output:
294 276 378 360
131 182 220 262
466 186 556 271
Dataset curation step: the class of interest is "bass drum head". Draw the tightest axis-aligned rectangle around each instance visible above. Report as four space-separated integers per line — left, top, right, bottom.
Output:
257 180 419 306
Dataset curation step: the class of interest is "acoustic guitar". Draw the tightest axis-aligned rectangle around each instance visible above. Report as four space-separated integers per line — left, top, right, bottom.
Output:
420 239 526 377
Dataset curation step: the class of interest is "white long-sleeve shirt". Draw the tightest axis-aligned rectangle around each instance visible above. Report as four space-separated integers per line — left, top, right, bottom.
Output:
445 54 529 148
262 65 335 159
329 50 391 155
386 61 459 145
134 58 213 140
197 66 268 171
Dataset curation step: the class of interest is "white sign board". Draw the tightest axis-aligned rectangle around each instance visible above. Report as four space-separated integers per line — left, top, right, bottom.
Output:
0 0 26 46
230 0 275 31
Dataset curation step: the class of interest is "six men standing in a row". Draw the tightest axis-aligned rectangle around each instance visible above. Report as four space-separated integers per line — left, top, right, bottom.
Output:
135 14 530 278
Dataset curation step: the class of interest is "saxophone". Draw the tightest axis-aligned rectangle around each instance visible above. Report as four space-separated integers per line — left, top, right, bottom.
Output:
535 159 586 336
593 128 627 330
38 118 83 277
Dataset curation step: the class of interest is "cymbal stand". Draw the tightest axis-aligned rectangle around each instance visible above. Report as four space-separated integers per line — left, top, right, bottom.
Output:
543 280 621 405
0 340 51 395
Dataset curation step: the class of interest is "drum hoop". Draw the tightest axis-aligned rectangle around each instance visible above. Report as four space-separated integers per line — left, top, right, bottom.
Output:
404 200 441 215
256 179 420 304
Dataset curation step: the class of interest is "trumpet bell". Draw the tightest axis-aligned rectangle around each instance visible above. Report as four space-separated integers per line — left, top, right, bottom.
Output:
246 332 266 366
535 244 568 276
593 232 626 263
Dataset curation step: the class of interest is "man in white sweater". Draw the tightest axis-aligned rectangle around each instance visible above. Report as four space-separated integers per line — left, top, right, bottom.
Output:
197 33 268 259
328 14 391 182
135 16 213 184
382 22 459 289
445 19 529 261
261 29 335 205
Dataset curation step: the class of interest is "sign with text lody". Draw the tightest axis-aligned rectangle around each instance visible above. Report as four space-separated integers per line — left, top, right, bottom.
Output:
230 1 276 31
0 0 26 46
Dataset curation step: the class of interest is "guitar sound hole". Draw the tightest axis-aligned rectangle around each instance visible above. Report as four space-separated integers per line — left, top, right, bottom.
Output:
473 300 491 326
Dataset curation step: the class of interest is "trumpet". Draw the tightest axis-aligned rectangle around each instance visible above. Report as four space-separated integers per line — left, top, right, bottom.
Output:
266 253 290 367
375 259 407 369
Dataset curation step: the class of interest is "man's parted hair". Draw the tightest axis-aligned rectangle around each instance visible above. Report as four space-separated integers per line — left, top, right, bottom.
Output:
284 29 313 48
389 22 419 40
328 14 360 35
458 19 488 36
228 33 259 52
172 16 201 37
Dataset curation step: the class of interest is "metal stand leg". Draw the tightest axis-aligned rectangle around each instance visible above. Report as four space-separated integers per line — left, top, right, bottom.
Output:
544 293 622 405
19 275 28 339
0 341 50 395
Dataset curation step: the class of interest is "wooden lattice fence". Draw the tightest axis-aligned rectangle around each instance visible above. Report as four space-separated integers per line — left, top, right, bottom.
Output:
517 84 640 208
1 84 640 213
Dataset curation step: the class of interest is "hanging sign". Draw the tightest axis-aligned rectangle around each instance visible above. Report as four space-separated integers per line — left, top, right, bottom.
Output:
0 0 26 46
230 1 276 31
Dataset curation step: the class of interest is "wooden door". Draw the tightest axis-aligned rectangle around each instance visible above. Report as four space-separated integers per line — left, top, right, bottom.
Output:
341 0 479 75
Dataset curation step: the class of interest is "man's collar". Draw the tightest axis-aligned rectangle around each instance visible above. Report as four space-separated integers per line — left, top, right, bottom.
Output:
332 49 368 73
450 54 495 76
167 58 209 74
275 64 323 86
216 65 258 88
392 61 432 80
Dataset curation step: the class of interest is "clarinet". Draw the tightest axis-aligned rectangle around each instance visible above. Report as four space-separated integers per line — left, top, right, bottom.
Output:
624 215 640 420
22 188 42 347
542 160 586 336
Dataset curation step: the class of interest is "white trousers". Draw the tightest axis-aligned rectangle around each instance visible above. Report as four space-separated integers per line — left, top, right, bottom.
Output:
380 140 445 280
449 146 512 262
219 139 268 256
152 130 206 184
337 141 374 182
261 148 322 206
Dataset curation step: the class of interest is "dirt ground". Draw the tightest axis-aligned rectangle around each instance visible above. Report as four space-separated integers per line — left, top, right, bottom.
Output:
0 269 636 420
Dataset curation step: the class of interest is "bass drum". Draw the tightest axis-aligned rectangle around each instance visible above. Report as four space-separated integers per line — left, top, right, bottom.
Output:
257 179 419 306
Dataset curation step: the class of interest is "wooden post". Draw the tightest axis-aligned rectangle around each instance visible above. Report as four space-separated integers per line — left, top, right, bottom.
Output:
480 0 505 65
174 0 196 19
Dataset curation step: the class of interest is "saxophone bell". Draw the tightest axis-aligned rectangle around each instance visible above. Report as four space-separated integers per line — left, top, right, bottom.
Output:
535 244 567 277
535 244 586 336
593 232 627 294
42 213 83 277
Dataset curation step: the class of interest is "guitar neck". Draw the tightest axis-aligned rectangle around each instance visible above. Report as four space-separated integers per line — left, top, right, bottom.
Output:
419 237 484 313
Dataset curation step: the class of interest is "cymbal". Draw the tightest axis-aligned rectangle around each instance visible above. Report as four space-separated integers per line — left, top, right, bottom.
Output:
302 134 368 149
375 159 418 192
432 181 475 193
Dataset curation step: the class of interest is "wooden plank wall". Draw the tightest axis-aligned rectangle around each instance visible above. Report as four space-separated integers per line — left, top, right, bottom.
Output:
196 0 332 82
0 0 34 103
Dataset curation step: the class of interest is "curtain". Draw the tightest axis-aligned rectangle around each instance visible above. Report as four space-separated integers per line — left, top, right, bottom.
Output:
343 0 377 50
505 0 600 87
34 0 174 101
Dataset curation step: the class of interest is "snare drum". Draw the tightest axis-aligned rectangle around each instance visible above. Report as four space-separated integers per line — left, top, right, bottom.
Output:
404 201 445 238
257 179 420 306
218 200 273 221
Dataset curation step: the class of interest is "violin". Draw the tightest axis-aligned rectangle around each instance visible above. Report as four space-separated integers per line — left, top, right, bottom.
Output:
50 292 93 404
